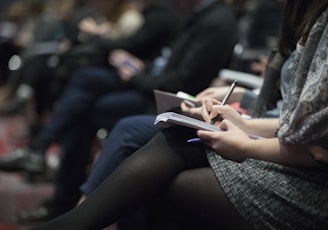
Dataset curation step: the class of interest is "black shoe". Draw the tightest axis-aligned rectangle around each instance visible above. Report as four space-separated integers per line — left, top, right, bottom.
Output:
0 148 45 173
16 200 73 224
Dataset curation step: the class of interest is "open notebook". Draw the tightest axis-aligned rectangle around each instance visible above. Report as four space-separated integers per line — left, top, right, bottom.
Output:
153 89 201 114
154 112 263 139
154 112 222 131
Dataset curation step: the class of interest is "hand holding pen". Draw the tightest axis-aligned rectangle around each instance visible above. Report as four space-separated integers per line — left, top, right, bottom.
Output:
202 80 237 124
189 80 237 143
211 80 237 124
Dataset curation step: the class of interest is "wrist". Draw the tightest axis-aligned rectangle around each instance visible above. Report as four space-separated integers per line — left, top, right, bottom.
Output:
238 139 256 161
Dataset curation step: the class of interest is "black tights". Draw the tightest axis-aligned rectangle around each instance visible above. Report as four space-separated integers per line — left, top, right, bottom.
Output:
32 127 252 230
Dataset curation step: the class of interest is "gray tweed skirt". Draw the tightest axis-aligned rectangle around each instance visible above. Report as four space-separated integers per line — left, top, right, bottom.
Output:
206 150 328 230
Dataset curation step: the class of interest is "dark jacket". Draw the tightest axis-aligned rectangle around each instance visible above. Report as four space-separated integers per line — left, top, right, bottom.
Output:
129 0 239 96
247 0 284 48
94 1 183 62
53 1 182 100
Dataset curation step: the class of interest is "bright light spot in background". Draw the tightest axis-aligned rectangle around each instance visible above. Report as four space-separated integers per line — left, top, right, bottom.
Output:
234 43 244 56
97 128 108 140
8 55 22 70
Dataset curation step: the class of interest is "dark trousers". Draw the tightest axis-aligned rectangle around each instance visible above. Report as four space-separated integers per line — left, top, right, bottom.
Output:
81 115 162 230
80 115 161 195
32 66 146 150
32 66 148 206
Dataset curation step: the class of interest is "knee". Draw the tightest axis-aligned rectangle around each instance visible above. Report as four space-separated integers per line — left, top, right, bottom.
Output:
117 115 155 135
70 67 96 87
168 168 216 203
169 170 197 198
116 116 139 130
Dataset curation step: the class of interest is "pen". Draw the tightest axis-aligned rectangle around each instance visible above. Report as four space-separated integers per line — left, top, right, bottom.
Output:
188 80 237 143
187 137 202 143
210 80 237 124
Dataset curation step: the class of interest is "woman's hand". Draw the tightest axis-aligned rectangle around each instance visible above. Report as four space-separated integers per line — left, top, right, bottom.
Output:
197 119 252 162
201 98 246 129
180 101 203 120
196 86 245 103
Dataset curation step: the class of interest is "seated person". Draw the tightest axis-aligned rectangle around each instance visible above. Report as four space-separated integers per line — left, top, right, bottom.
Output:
0 0 179 148
30 1 328 228
75 44 293 229
30 0 293 225
79 47 295 202
1 0 239 223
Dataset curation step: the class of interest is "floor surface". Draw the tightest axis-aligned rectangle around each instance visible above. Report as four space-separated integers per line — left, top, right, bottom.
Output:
0 115 53 230
0 114 117 230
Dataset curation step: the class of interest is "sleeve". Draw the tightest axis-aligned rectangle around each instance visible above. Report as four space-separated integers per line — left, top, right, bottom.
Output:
277 12 328 148
91 6 180 59
129 16 238 94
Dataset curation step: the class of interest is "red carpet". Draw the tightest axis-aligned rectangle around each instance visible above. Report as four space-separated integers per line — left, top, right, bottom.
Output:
0 115 54 229
0 115 116 230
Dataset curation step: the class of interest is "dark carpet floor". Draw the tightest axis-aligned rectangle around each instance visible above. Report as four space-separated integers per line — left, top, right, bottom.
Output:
0 114 116 230
0 115 54 230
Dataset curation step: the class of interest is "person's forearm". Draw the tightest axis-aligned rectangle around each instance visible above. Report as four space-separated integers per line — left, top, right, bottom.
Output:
243 118 279 138
244 138 321 168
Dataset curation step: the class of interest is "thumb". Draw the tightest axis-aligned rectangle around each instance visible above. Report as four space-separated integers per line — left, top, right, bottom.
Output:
218 119 234 131
197 130 215 141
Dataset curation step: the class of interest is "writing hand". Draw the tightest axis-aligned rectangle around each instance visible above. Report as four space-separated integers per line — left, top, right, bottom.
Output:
180 101 203 120
201 98 246 128
201 98 221 123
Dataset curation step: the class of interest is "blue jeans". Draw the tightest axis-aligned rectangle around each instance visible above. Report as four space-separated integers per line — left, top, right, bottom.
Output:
80 115 161 195
31 66 149 205
32 66 146 150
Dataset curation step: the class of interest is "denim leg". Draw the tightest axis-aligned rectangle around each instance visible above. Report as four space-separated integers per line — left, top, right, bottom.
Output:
30 66 121 151
91 90 149 129
80 115 161 195
52 92 151 204
53 122 97 207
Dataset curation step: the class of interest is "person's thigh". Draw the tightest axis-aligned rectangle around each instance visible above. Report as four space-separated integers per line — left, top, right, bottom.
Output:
70 66 122 94
168 167 253 230
81 115 161 195
54 123 97 206
91 90 149 129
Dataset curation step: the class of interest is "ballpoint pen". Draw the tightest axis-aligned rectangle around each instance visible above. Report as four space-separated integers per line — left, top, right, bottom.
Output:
187 137 202 143
187 80 237 143
210 80 237 124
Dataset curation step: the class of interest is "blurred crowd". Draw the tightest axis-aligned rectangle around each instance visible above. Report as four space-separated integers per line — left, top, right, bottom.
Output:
0 0 286 228
0 0 284 144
